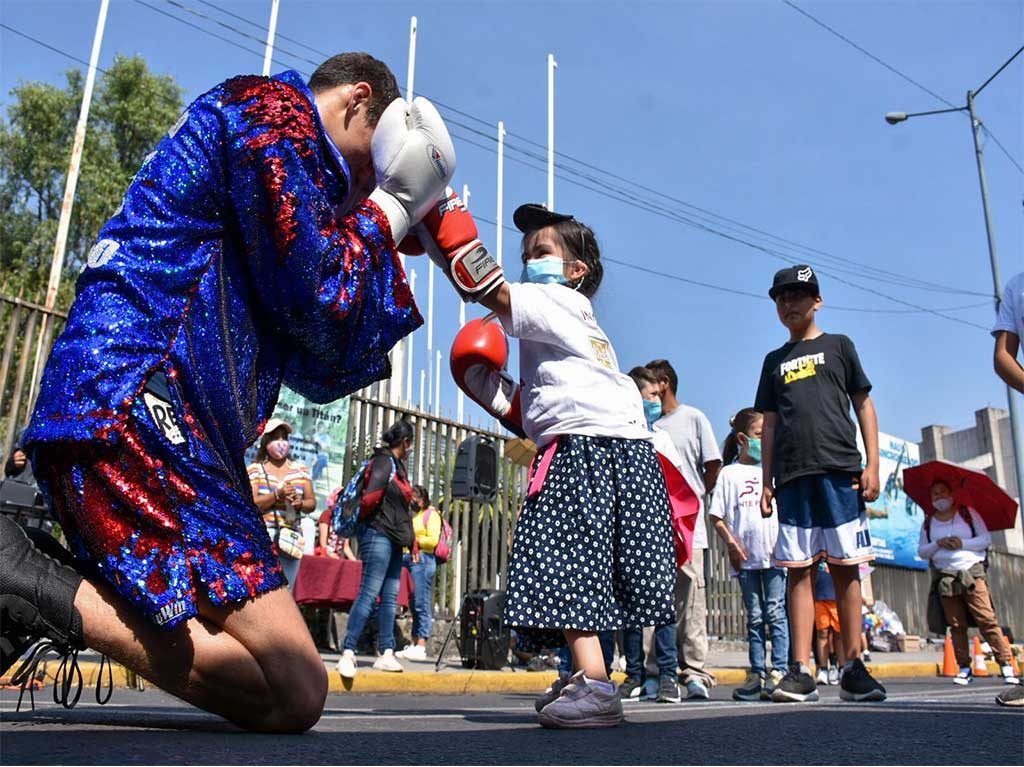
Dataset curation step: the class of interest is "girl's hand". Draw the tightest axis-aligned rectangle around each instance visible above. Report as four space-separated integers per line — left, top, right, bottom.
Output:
761 484 775 519
945 536 963 550
727 542 748 572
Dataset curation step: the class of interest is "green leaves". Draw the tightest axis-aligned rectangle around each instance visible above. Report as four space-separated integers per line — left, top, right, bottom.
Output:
0 55 184 307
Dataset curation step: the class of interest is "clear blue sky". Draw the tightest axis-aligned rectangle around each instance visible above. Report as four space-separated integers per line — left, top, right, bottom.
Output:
2 0 1022 446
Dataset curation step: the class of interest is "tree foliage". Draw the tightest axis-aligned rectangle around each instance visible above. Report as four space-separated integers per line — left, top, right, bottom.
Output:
0 55 183 308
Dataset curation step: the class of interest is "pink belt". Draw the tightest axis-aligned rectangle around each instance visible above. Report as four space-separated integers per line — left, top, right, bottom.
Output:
526 438 560 498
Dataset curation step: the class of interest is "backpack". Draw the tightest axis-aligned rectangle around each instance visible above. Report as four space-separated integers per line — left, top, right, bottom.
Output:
330 456 395 539
423 506 454 563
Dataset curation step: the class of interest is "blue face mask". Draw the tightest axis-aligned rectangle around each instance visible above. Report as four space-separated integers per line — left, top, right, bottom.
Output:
522 256 569 285
744 436 762 464
643 399 662 428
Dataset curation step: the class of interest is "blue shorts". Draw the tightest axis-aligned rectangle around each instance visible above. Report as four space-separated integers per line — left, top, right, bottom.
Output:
773 471 874 568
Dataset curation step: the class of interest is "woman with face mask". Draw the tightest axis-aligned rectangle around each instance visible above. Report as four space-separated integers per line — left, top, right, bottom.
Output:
336 420 417 678
247 419 315 589
709 408 789 702
918 479 1017 686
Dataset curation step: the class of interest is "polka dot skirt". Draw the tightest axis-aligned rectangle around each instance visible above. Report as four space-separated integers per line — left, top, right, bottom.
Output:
504 435 676 634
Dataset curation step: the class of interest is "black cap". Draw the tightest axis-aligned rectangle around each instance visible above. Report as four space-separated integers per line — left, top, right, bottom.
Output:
513 203 575 234
769 265 820 299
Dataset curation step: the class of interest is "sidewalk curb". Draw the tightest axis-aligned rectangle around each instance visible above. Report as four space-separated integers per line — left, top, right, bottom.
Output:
5 660 981 696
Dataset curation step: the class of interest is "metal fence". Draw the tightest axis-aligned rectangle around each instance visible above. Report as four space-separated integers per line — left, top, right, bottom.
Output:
0 295 66 468
343 393 528 619
872 552 1023 639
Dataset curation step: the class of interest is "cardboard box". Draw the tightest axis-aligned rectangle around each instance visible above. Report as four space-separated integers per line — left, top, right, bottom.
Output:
897 635 921 653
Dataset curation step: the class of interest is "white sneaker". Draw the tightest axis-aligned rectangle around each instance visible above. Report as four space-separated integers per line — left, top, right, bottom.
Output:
815 668 828 686
337 649 357 679
1000 665 1020 685
373 649 404 672
827 666 840 686
400 644 428 661
953 666 973 686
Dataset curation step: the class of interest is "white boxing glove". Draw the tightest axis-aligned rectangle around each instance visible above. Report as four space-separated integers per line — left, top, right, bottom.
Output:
368 97 455 243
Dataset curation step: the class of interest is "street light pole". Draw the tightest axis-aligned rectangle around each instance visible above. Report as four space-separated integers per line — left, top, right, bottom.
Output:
887 47 1024 527
966 90 1024 510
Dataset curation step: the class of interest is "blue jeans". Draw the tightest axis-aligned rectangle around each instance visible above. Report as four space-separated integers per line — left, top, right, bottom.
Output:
403 552 437 640
737 567 789 674
343 526 404 652
623 624 677 681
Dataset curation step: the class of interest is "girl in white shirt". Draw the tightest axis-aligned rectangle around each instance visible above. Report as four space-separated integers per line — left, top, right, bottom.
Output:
710 408 789 701
918 479 1016 684
435 199 677 728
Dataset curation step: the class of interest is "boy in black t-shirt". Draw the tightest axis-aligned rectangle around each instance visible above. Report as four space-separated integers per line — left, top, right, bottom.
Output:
754 265 886 703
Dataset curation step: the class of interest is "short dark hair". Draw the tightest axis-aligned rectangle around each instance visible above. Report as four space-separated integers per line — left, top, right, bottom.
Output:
646 359 678 395
381 419 414 448
522 219 604 298
627 365 658 389
309 52 400 126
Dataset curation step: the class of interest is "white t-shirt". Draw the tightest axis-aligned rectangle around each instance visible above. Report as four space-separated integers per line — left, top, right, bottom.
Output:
917 507 990 571
992 272 1024 341
501 282 649 447
708 462 779 576
655 404 722 550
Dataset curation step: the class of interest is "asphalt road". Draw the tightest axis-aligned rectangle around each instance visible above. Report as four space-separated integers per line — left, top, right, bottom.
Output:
1 678 1021 765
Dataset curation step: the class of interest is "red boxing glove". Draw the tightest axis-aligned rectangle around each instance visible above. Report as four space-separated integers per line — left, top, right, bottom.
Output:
415 188 504 302
450 317 524 437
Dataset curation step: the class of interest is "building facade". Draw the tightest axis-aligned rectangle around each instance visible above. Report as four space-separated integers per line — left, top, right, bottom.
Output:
920 406 1023 554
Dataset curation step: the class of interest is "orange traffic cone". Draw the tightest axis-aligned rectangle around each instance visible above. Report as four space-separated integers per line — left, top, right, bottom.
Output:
971 636 989 676
941 633 958 677
1010 650 1021 678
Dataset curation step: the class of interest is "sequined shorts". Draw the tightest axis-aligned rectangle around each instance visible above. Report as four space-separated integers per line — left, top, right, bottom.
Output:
35 389 285 630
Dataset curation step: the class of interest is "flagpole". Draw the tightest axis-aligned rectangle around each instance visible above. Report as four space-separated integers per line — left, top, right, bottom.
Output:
28 0 110 411
261 0 280 76
547 53 557 209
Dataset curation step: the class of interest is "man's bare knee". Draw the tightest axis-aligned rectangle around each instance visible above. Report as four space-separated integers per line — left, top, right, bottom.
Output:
260 656 328 733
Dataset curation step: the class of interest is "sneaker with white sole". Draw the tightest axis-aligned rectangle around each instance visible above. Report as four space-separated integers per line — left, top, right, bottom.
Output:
953 666 973 686
656 674 681 703
618 676 644 702
760 668 785 701
999 665 1019 685
732 671 764 702
337 649 357 679
372 649 404 672
396 644 428 661
815 667 828 686
827 666 840 686
771 664 819 703
839 659 886 702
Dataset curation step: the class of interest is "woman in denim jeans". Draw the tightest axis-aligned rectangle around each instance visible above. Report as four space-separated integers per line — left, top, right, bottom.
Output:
709 408 789 702
336 421 417 678
396 485 441 661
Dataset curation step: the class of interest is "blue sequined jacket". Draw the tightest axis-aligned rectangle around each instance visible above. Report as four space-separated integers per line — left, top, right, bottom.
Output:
26 71 421 478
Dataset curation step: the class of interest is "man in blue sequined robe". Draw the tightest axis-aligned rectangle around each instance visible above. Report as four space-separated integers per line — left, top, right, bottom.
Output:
1 52 454 732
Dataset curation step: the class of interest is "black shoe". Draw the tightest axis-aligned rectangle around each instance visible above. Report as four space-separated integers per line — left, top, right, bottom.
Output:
770 664 820 703
656 674 681 703
839 659 887 702
618 676 644 702
1 516 85 675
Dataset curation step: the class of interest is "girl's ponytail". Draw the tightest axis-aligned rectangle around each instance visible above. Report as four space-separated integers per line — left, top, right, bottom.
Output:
722 407 761 465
